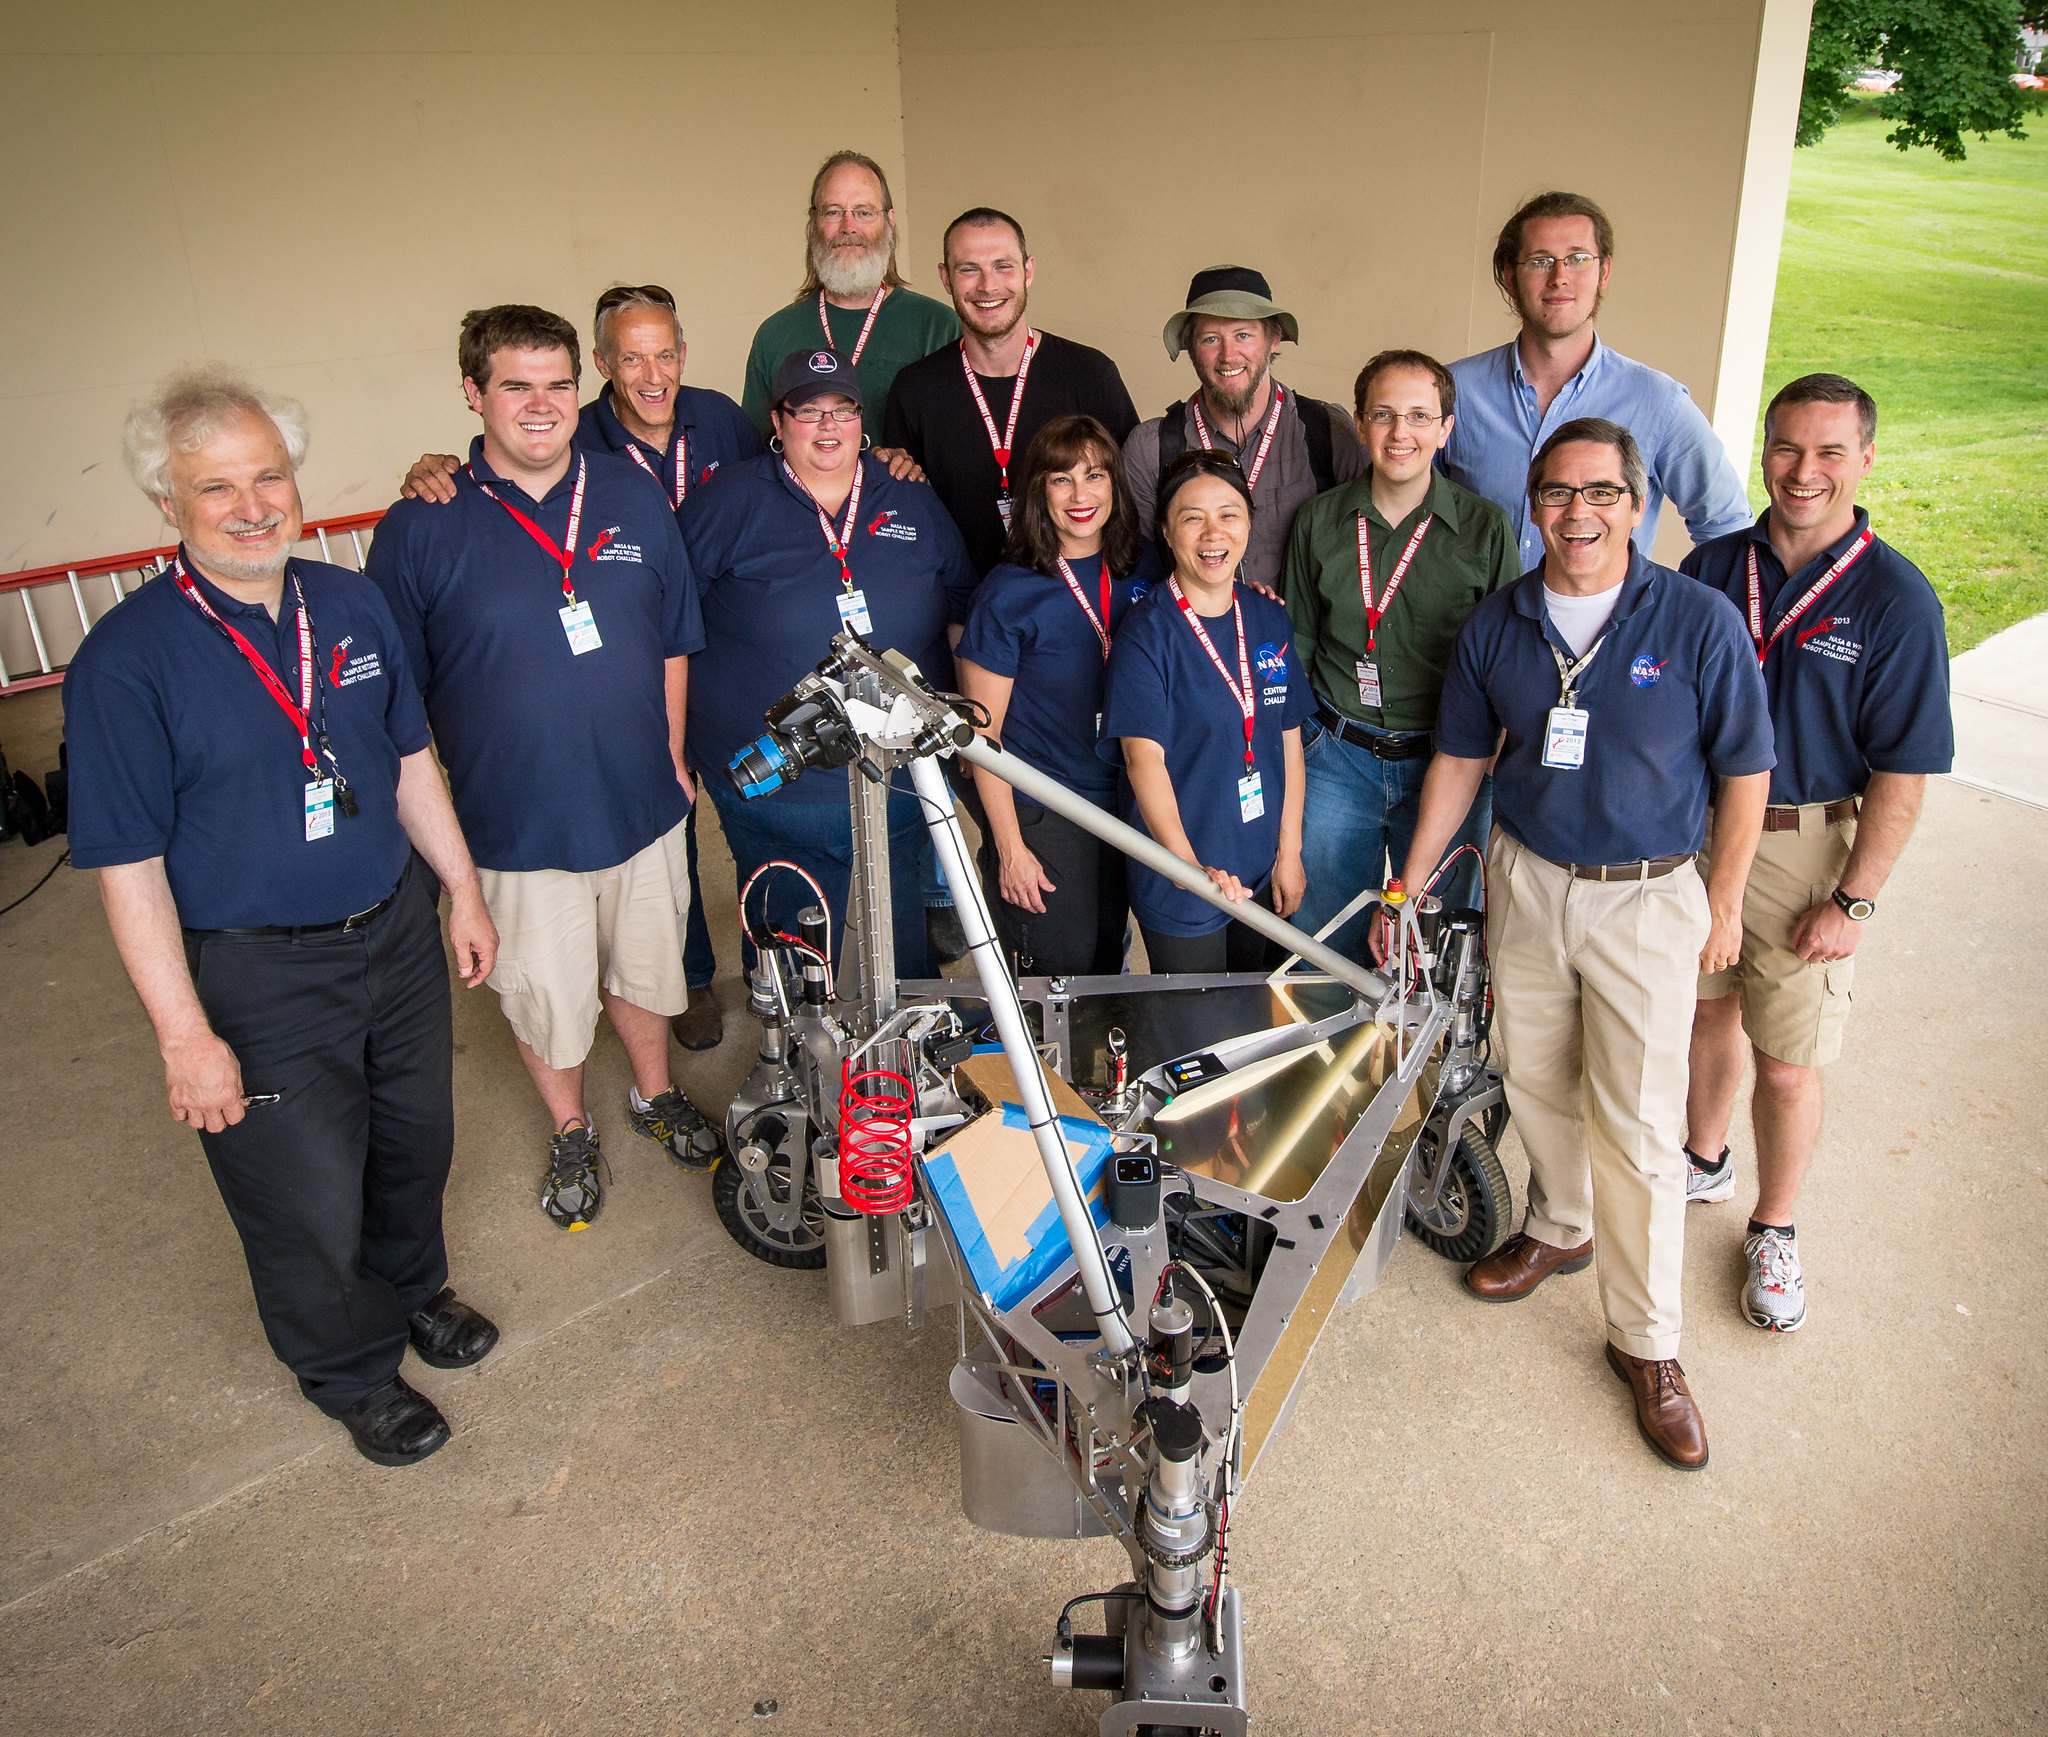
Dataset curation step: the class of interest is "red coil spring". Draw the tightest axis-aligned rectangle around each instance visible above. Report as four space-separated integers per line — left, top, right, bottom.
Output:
837 1058 915 1215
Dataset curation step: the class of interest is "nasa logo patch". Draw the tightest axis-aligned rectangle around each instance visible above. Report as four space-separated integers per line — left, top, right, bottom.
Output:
1254 641 1289 682
1629 654 1668 689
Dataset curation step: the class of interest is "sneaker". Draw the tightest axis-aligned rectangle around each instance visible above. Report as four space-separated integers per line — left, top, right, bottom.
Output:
1685 1144 1736 1204
541 1121 606 1230
629 1087 723 1172
1742 1226 1806 1331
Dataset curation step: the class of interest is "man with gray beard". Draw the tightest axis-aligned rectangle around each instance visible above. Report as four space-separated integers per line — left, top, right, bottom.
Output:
740 148 959 446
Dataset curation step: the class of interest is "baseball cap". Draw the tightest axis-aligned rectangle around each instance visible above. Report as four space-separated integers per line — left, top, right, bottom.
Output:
771 347 864 411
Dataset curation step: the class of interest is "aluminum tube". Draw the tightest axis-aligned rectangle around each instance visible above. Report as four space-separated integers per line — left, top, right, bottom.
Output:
956 734 1387 1002
908 757 1135 1357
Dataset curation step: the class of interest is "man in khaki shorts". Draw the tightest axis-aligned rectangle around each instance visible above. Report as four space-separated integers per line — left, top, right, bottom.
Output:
370 304 722 1231
1680 375 1953 1330
1390 418 1772 1469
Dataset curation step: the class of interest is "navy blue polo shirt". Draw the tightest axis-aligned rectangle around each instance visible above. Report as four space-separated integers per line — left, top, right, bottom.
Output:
65 555 429 929
366 440 704 873
576 383 763 510
1681 510 1952 806
1436 551 1775 866
955 548 1163 801
1098 584 1314 936
680 452 977 805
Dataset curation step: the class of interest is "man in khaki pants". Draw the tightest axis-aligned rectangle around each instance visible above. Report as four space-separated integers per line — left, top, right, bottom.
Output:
1392 417 1772 1468
1678 375 1952 1331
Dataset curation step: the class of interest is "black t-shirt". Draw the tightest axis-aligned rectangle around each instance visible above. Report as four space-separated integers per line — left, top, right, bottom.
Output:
882 329 1140 576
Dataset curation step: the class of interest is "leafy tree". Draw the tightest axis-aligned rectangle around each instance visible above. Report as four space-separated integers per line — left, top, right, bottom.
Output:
1799 0 2032 158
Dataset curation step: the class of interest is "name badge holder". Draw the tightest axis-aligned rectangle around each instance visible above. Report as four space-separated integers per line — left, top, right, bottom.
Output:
473 455 602 655
787 458 871 639
304 778 338 842
1542 635 1606 771
1355 509 1432 711
1169 577 1263 825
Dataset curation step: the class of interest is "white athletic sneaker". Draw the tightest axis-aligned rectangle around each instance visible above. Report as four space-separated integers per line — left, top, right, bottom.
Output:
1686 1146 1737 1204
1742 1227 1807 1332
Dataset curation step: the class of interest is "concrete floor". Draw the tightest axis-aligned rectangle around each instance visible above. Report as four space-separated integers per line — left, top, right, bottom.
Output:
1 680 2043 1736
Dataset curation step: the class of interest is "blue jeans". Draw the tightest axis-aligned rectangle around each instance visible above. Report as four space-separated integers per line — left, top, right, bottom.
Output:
1293 716 1491 963
683 802 715 991
703 781 933 981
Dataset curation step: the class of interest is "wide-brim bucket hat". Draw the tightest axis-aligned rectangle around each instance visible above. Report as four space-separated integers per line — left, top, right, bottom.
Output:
1162 265 1300 359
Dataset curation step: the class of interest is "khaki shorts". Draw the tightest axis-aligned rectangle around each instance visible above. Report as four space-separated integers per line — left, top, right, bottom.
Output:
477 819 691 1069
1698 804 1857 1067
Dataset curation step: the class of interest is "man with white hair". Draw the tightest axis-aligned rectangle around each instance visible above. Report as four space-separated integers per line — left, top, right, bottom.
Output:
65 368 503 1468
739 149 959 444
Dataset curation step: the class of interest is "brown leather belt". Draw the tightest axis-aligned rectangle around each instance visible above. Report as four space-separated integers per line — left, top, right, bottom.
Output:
1761 797 1858 833
1566 853 1697 882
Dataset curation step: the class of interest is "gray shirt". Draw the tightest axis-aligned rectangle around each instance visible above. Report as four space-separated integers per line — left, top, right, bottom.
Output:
1123 381 1366 591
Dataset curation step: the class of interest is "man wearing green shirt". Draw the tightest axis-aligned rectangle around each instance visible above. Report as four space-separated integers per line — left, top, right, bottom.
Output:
1282 349 1520 950
740 150 960 444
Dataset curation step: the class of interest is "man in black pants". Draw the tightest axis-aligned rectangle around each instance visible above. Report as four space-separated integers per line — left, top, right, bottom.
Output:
66 367 501 1468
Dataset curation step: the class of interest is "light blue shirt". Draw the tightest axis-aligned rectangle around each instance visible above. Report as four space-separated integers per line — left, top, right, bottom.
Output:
1442 335 1753 571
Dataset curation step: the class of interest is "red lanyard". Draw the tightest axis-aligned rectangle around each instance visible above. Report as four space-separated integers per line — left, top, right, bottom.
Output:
623 430 687 508
1747 528 1872 665
1191 384 1286 493
472 456 588 603
1056 555 1113 660
172 556 324 779
785 459 865 591
1357 511 1434 655
1169 576 1256 768
961 332 1037 493
820 285 889 367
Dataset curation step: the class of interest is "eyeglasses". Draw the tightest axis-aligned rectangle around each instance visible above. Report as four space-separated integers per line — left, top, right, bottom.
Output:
1516 251 1603 275
1362 408 1446 429
594 282 676 316
813 205 884 225
782 405 863 425
1532 482 1632 508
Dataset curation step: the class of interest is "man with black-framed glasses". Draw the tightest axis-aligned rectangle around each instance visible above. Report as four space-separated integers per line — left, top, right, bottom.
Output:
1280 349 1519 952
1443 191 1750 572
1393 417 1771 1471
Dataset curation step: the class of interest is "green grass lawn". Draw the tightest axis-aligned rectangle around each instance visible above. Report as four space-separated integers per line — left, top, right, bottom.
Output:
1759 97 2048 653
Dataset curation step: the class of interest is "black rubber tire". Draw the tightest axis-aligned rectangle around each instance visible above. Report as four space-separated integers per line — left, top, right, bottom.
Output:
1405 1123 1513 1263
713 1151 828 1269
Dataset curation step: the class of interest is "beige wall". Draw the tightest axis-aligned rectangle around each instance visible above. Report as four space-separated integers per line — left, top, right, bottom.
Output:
898 0 1809 560
1 0 1808 598
0 1 911 580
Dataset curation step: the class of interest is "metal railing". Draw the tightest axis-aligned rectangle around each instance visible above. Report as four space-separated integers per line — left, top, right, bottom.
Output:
0 511 386 696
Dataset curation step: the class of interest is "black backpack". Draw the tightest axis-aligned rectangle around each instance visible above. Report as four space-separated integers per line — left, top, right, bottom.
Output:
1156 385 1339 496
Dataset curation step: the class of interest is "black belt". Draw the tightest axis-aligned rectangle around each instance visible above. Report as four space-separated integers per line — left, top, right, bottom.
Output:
1314 701 1433 761
186 885 398 940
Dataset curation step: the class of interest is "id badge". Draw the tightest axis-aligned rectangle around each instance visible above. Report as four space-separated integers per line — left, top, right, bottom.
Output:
836 588 874 634
304 778 336 842
1356 659 1382 708
1542 706 1589 769
1237 769 1265 822
559 599 602 655
996 493 1014 531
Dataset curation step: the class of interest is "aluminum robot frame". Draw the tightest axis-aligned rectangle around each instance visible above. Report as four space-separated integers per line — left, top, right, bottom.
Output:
715 634 1508 1736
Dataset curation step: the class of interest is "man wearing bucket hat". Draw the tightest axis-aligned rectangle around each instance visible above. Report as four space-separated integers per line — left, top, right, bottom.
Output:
1122 266 1365 592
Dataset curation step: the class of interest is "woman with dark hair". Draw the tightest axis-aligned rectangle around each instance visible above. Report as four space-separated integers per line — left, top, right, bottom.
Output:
1099 449 1311 973
954 414 1160 976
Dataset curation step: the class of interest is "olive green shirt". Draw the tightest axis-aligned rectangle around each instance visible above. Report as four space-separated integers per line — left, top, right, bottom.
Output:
741 286 960 442
1281 469 1522 733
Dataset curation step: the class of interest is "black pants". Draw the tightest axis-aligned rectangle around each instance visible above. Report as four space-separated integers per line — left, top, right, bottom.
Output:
1139 884 1280 975
973 794 1128 977
183 853 455 1414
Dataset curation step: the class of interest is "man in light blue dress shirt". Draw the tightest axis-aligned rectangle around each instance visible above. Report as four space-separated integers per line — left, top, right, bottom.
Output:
1443 191 1752 570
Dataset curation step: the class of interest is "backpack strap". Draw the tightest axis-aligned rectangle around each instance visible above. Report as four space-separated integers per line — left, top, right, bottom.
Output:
1292 387 1338 495
1156 399 1189 473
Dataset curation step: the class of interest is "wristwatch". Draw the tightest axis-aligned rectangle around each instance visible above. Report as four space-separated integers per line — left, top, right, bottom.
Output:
1831 887 1876 921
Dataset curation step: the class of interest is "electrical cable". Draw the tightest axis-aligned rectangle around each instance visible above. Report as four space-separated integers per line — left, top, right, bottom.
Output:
0 848 69 919
1056 1589 1144 1643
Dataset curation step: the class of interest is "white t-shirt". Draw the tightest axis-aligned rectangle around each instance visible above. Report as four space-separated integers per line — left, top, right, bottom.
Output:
1542 582 1625 658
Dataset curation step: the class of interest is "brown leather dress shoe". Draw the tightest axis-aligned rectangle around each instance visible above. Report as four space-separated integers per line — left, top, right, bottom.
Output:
1606 1343 1709 1470
1463 1231 1594 1301
670 987 723 1053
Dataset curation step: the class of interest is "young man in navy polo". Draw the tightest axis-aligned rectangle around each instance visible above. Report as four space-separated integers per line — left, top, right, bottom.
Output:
1395 417 1773 1470
368 305 719 1234
1680 375 1952 1333
395 284 763 1053
68 369 501 1467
